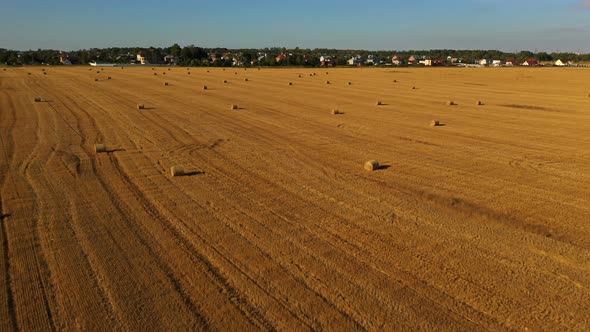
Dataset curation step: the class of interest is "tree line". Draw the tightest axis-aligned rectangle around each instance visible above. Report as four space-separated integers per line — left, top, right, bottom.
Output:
1 44 589 66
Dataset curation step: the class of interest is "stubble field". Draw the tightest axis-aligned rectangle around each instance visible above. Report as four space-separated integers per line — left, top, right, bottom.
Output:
0 65 589 331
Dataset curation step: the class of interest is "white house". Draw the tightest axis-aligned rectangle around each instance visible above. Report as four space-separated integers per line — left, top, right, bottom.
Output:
479 59 488 66
554 59 566 66
366 55 375 65
492 60 502 66
348 55 363 66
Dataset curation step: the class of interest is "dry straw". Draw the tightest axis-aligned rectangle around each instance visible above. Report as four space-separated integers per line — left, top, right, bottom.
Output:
430 120 440 127
170 166 184 177
137 104 145 110
364 160 380 171
94 144 107 153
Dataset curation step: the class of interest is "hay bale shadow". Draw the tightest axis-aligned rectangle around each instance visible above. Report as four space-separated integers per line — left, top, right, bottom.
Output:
184 171 205 177
378 165 391 170
107 148 126 153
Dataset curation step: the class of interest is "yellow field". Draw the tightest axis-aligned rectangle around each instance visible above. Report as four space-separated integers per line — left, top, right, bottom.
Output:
0 66 589 330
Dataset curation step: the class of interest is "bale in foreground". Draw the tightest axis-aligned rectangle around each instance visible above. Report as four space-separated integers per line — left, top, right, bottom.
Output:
430 120 440 127
94 144 107 153
364 160 380 171
137 104 145 110
170 166 184 177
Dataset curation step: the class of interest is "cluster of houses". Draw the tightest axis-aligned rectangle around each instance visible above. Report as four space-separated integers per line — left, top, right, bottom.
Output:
58 48 583 68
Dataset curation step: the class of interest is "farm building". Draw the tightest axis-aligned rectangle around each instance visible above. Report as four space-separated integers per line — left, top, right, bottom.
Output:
554 59 567 66
392 55 405 65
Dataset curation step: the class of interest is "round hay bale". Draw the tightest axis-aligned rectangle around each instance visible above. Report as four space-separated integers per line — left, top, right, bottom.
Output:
137 104 145 110
412 86 416 90
42 69 45 71
234 72 238 75
288 82 293 86
168 68 171 71
244 78 248 81
96 71 100 74
101 68 104 71
476 100 483 106
43 72 47 75
164 82 169 86
28 72 31 75
231 104 239 110
298 74 302 78
326 72 329 75
170 166 184 177
34 97 42 102
309 73 313 77
331 109 341 115
94 78 99 81
430 120 440 127
202 85 208 90
446 101 455 106
207 70 210 73
393 79 397 83
152 68 155 70
326 81 330 84
2 68 5 71
94 144 106 153
154 73 157 75
223 68 226 71
162 72 166 75
348 82 352 85
376 101 382 106
107 76 112 80
364 160 380 171
223 80 228 83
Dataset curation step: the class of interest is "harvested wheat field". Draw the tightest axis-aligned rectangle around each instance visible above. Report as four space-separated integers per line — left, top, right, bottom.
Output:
0 66 589 331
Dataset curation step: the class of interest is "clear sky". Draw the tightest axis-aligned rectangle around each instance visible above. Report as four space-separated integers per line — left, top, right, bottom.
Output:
1 0 589 52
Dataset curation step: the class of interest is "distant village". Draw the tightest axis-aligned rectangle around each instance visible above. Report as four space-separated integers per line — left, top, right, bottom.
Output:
67 50 590 68
2 46 589 67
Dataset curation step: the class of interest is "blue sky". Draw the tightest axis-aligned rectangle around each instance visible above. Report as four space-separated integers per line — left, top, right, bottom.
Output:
1 0 589 52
